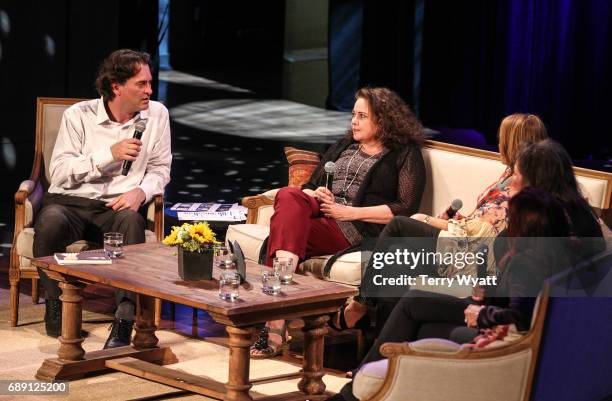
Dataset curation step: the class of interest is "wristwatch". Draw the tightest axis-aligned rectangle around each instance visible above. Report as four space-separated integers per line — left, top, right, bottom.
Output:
423 216 430 224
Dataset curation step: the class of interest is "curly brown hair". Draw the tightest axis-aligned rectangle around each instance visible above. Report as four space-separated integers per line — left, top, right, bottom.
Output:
346 87 424 150
95 49 151 101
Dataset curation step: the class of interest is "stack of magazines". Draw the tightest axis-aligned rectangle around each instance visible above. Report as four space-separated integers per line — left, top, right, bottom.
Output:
170 203 248 222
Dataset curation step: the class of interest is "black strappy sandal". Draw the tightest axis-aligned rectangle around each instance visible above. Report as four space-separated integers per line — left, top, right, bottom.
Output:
329 304 371 331
249 324 292 359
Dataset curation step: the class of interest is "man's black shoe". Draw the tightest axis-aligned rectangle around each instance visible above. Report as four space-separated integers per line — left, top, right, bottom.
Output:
44 299 62 338
103 318 134 349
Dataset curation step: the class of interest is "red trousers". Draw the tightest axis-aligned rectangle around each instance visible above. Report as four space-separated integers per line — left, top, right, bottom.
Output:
266 187 351 266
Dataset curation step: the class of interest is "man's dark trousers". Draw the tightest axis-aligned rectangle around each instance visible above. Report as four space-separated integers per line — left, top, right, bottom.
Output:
33 193 145 304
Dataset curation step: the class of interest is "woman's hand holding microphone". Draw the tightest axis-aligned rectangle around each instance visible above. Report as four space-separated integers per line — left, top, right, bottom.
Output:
310 186 356 221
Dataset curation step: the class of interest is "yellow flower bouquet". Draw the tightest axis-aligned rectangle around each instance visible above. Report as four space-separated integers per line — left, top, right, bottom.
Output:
162 221 220 253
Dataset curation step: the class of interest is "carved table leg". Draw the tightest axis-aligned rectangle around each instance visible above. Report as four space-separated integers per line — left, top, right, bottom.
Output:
298 315 328 395
58 281 86 361
225 326 253 401
133 293 159 349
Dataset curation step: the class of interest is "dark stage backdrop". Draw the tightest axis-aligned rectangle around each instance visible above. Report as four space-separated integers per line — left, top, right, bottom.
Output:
168 0 285 97
419 0 612 161
0 0 158 204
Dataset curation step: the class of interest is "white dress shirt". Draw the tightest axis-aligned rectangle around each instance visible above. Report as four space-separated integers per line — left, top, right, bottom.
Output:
48 98 172 203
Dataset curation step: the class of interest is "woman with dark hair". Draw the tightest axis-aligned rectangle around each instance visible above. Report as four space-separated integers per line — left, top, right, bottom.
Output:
251 87 426 358
334 113 548 331
514 139 603 241
327 188 573 401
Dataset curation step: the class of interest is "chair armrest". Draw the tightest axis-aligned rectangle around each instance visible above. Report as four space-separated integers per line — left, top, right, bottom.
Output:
241 188 279 224
11 179 44 272
379 336 532 360
406 338 464 353
14 179 44 232
147 194 164 241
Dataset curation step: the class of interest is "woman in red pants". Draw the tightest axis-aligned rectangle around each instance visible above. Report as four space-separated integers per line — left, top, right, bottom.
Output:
251 87 426 358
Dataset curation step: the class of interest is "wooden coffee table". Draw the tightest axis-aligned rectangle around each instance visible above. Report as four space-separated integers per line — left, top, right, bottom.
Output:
32 242 358 401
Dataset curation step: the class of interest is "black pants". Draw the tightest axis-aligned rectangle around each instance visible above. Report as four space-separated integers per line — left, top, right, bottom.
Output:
336 290 479 401
360 216 442 329
33 193 145 305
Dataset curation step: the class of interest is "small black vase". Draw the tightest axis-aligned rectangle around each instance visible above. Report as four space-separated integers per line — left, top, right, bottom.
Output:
177 247 213 280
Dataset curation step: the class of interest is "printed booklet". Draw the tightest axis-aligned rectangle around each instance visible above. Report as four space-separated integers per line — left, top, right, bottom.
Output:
54 250 111 265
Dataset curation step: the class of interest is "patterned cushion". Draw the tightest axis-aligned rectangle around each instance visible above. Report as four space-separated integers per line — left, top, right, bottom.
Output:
284 146 320 188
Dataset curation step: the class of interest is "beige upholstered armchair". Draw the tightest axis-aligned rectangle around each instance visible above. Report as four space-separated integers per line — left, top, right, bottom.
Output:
352 284 551 401
9 97 164 327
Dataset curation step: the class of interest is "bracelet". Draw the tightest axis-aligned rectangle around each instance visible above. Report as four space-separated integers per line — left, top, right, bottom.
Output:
423 216 430 224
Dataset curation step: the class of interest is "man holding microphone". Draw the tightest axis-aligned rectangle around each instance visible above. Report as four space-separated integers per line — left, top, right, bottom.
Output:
33 49 172 347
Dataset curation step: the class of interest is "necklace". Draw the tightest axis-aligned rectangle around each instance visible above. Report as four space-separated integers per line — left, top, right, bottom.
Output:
337 145 381 205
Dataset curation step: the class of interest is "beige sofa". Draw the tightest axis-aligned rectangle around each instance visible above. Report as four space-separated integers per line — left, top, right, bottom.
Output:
227 140 612 285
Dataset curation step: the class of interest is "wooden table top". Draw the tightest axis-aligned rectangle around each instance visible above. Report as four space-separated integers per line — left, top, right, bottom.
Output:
33 242 358 324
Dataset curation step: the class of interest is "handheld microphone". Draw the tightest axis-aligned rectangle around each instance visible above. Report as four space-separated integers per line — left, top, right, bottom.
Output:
445 198 463 219
121 120 147 176
324 161 336 191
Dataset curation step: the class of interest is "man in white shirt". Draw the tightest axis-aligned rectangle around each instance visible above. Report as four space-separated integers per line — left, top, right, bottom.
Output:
33 49 172 347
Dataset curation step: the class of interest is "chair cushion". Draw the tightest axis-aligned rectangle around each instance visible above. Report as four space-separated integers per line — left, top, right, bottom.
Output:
16 227 157 270
300 251 365 286
226 223 363 286
225 223 270 262
353 358 388 400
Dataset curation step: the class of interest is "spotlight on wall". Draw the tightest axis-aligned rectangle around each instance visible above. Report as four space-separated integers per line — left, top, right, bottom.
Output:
0 10 10 36
44 34 56 58
1 137 16 170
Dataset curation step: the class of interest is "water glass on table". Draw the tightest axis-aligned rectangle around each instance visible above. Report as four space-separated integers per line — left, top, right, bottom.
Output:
214 246 234 269
260 265 281 295
219 270 240 301
103 232 124 258
273 257 295 284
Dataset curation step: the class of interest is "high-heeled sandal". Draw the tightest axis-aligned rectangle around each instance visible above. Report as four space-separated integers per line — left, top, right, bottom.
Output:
328 304 371 331
249 323 292 359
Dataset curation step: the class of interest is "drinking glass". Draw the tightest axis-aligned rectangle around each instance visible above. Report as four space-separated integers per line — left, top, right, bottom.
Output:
273 257 295 284
103 232 124 258
260 265 281 295
214 246 234 269
219 270 240 301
